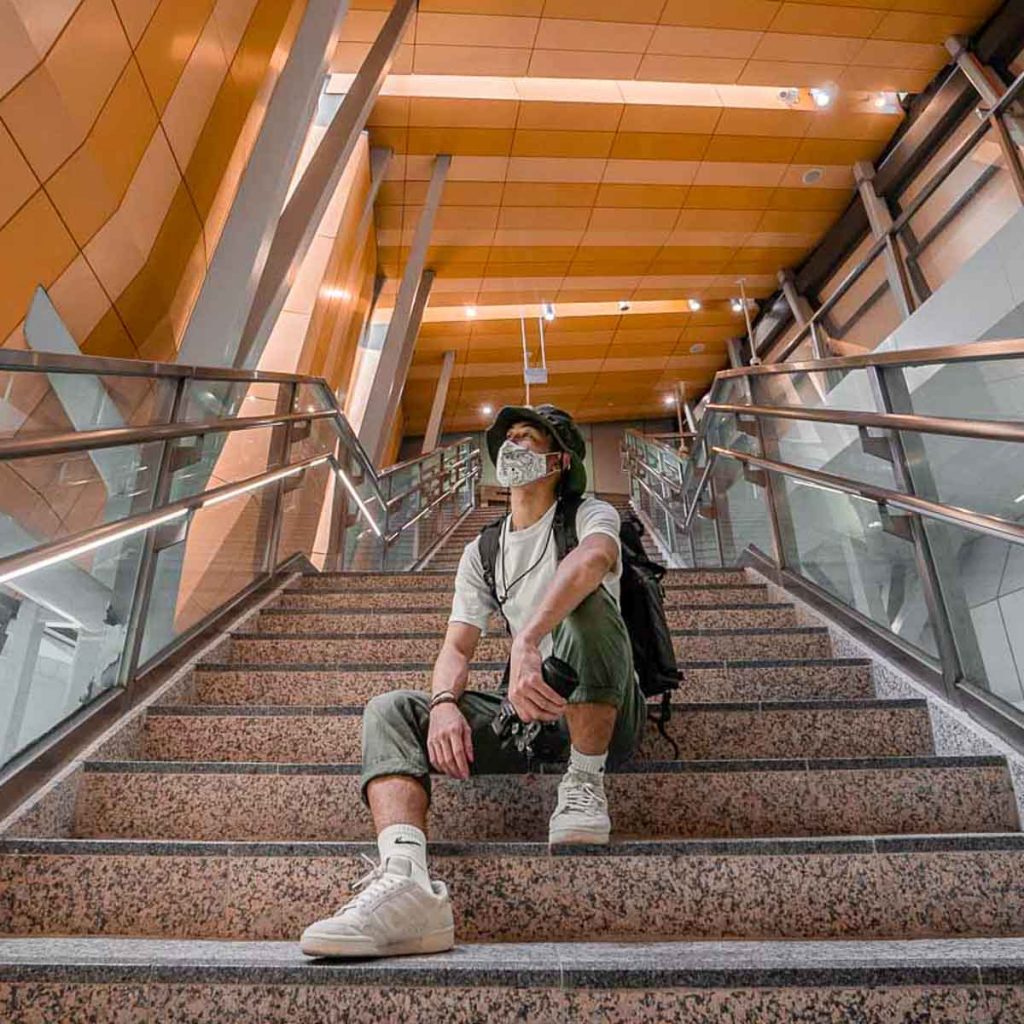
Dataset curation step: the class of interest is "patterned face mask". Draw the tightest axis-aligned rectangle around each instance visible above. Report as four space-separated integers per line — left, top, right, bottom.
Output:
495 439 560 488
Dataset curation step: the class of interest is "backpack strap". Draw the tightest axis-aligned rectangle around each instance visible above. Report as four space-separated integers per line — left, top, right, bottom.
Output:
477 514 511 635
552 492 584 561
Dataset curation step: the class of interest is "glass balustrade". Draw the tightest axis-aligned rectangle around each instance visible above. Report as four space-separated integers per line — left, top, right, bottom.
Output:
0 357 480 773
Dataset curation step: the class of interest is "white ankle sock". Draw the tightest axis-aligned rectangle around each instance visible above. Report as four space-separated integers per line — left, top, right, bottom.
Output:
378 824 431 891
569 746 608 777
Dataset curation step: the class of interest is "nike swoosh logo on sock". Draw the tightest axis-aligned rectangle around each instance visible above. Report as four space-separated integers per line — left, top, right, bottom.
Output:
394 837 421 846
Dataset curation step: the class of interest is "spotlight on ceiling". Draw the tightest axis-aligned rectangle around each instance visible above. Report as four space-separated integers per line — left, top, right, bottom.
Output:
663 394 676 406
874 93 889 109
465 305 477 318
481 404 493 416
809 85 836 109
541 302 556 322
778 87 800 107
687 298 702 312
730 298 744 314
618 299 631 312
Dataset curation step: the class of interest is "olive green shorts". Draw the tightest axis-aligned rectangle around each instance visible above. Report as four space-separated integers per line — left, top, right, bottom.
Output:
360 586 645 804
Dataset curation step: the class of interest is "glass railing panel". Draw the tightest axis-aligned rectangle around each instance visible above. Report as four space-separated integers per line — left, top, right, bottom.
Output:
750 366 882 414
180 379 288 422
277 459 334 569
771 471 939 659
712 458 773 565
139 488 276 666
0 371 176 439
923 520 1024 714
900 122 1021 297
294 382 333 414
165 427 279 504
0 530 146 769
0 442 163 559
896 357 1024 422
757 418 899 492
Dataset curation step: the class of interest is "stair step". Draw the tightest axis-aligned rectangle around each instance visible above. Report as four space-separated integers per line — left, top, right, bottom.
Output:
73 756 1016 843
3 934 1023 1023
217 627 832 665
3 833 1024 942
140 699 932 763
275 582 773 610
189 657 873 706
299 568 749 591
257 604 798 634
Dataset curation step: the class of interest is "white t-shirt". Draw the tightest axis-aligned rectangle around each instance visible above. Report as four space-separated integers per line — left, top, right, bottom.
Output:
449 497 622 657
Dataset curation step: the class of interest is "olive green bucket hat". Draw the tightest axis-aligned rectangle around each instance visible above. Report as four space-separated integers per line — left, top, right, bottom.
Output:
485 404 587 496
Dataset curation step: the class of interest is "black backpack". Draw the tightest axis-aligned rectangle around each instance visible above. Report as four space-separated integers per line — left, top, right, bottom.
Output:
478 494 681 755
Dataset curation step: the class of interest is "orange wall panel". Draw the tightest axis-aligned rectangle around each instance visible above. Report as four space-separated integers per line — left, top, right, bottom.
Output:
0 0 305 363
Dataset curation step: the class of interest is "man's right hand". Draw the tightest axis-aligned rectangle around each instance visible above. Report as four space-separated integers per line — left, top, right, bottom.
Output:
427 702 474 780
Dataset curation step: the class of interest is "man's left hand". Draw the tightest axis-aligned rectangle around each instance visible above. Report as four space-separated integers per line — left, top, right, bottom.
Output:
509 635 566 723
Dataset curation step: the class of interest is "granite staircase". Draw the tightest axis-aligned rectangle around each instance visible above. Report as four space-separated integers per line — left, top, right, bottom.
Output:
1 565 1024 1020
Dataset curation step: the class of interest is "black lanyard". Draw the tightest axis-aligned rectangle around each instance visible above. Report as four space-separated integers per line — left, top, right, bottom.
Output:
496 512 555 608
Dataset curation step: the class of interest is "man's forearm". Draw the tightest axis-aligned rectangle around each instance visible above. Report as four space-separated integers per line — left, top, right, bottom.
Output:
519 546 609 645
431 643 471 699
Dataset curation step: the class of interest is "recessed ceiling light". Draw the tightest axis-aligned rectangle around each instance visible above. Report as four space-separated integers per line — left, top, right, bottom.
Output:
778 87 800 107
541 301 556 321
874 93 888 109
465 305 477 318
687 298 702 312
481 404 493 416
618 300 631 312
730 298 744 313
690 343 706 354
809 85 836 109
663 394 675 406
802 167 824 185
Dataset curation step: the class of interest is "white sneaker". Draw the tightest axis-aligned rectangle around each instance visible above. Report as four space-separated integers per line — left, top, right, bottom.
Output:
299 854 455 958
548 770 611 845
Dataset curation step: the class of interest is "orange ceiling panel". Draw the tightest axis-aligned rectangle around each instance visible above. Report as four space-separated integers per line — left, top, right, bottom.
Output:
342 0 1002 432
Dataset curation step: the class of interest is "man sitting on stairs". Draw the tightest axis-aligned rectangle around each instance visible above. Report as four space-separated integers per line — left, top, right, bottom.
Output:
300 404 645 959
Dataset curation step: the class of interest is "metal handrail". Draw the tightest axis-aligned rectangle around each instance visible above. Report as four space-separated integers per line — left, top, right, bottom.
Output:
0 452 330 586
707 401 1024 444
0 351 481 598
0 409 339 461
710 446 1024 549
761 66 1024 364
725 336 1024 379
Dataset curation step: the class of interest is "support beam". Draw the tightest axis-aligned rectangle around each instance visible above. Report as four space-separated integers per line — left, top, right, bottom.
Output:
178 0 350 368
853 161 916 320
359 153 451 464
422 350 456 454
946 36 1024 147
725 337 745 369
778 268 828 360
234 0 416 369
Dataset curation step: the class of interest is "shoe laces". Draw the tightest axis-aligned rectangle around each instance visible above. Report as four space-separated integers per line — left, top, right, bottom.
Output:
563 774 604 815
333 853 403 916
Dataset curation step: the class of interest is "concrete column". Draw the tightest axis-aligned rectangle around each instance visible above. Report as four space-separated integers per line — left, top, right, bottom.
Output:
179 0 352 368
235 0 417 369
359 154 451 464
422 350 456 454
853 160 916 319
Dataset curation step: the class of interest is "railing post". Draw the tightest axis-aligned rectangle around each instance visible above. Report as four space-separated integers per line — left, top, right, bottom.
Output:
869 365 985 706
118 376 189 689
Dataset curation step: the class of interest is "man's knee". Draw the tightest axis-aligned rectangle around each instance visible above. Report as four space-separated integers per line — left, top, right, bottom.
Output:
364 689 426 725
